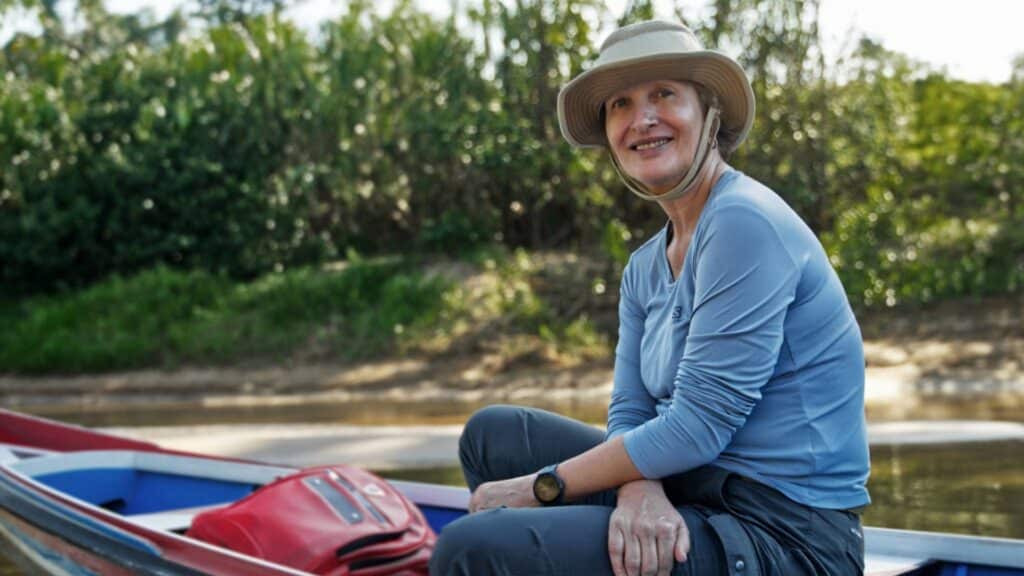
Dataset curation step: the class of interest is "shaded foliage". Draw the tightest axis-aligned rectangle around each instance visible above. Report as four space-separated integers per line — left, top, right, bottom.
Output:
1 0 1022 309
0 259 451 372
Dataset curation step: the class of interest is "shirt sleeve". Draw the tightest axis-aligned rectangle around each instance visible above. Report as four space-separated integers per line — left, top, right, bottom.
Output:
622 204 801 478
605 256 658 441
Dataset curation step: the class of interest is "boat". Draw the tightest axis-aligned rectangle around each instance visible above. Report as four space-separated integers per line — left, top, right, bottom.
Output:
1 407 1022 576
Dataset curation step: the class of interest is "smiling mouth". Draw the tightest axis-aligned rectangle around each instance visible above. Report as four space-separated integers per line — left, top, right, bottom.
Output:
631 138 672 151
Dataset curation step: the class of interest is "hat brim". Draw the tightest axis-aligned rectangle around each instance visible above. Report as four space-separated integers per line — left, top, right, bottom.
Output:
557 51 755 152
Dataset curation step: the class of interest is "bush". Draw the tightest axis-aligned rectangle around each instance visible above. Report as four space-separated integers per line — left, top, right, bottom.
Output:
2 0 1022 310
824 189 1024 309
416 210 494 254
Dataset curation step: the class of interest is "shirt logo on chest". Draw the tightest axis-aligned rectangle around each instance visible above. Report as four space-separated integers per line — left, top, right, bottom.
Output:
671 306 684 321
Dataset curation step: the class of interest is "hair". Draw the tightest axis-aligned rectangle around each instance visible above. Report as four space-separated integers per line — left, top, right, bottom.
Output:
691 82 739 159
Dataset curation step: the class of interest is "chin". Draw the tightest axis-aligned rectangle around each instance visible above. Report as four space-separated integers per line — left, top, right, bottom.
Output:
625 161 685 188
634 171 683 193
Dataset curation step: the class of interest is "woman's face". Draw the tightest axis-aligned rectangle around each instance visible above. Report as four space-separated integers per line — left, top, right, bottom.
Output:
604 80 704 195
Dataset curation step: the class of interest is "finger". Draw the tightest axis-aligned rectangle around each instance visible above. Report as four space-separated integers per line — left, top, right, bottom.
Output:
640 526 658 576
625 533 642 576
674 518 691 563
608 524 627 576
656 522 675 576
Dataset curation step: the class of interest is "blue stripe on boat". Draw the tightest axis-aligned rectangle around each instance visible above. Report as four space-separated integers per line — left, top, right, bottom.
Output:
35 468 257 514
933 565 1024 575
418 505 467 534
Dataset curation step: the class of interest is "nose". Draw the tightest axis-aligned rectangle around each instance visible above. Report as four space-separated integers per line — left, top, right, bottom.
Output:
631 103 657 131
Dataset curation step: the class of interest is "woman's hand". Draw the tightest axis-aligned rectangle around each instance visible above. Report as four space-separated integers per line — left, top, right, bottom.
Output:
468 474 540 513
608 479 690 576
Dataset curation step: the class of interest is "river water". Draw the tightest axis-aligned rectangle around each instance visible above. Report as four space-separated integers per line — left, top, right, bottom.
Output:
376 440 1024 539
25 386 1024 428
2 400 1023 573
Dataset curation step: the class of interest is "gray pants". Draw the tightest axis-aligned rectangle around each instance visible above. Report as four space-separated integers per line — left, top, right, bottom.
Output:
429 405 864 576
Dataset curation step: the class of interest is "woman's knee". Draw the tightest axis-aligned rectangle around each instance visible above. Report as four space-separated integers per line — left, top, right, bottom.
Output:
458 405 531 489
459 405 526 462
459 405 602 489
461 405 523 444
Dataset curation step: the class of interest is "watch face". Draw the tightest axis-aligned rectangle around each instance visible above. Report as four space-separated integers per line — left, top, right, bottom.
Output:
534 474 561 503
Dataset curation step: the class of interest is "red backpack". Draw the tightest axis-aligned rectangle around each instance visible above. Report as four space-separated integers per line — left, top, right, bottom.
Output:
188 465 435 575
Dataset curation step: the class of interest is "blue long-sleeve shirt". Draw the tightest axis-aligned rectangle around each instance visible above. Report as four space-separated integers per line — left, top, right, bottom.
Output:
609 169 870 510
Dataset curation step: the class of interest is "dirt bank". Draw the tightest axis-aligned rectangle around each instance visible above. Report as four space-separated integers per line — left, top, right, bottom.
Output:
2 295 1021 425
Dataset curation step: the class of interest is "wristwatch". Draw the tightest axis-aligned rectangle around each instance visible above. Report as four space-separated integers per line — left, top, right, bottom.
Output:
532 464 566 506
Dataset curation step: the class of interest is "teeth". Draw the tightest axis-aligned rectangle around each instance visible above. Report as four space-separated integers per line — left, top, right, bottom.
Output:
635 139 669 151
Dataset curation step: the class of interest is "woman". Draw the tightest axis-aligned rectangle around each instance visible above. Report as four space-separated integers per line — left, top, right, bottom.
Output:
429 20 869 576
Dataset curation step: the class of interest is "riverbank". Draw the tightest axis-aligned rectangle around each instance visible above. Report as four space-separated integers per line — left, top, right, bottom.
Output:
3 362 1023 427
3 332 1023 425
2 294 1021 426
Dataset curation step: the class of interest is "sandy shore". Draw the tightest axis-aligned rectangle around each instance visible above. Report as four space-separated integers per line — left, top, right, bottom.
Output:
5 357 1022 410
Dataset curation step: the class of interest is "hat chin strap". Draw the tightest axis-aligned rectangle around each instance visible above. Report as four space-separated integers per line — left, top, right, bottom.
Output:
611 106 721 203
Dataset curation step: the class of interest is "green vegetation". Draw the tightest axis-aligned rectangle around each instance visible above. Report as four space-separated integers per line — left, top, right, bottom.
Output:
0 249 611 373
0 259 447 372
1 0 1023 373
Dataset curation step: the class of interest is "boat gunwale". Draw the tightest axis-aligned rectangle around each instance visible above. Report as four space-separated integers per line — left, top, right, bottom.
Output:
4 410 1024 575
864 526 1024 570
0 459 310 575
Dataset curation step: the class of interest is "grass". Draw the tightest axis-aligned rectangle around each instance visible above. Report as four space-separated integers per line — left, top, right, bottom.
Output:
0 249 612 375
0 259 450 374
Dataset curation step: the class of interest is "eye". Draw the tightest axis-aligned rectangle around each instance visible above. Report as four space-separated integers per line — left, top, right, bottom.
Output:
657 87 675 99
608 96 628 111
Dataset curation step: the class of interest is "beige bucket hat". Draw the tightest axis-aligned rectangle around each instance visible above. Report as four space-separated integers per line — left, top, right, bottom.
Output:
557 20 755 153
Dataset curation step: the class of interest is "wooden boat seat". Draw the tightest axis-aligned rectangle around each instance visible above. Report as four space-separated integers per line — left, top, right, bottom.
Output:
126 503 227 532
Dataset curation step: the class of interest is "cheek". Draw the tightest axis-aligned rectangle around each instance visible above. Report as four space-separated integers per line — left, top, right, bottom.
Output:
605 121 630 161
604 116 623 144
670 102 702 132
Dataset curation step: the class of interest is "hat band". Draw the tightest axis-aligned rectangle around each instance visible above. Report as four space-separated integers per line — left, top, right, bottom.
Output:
611 106 721 202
